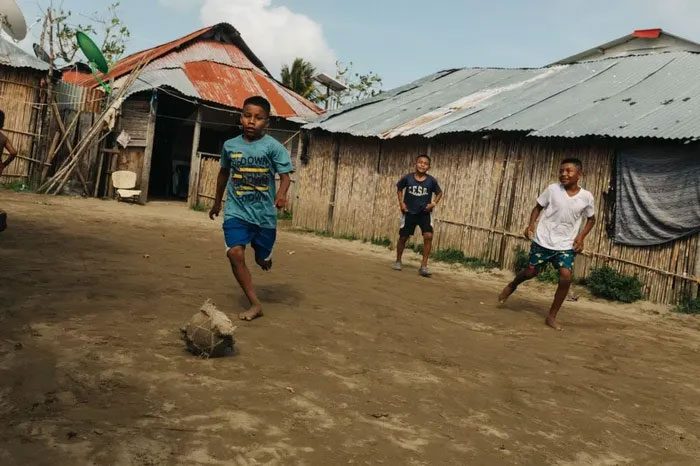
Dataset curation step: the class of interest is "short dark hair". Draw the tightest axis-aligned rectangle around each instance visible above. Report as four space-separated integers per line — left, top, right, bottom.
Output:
243 95 271 117
561 157 582 171
0 110 5 129
417 154 431 164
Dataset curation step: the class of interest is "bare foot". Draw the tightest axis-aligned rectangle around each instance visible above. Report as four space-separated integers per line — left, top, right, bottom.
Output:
256 258 272 271
239 304 263 321
498 283 514 304
545 316 563 331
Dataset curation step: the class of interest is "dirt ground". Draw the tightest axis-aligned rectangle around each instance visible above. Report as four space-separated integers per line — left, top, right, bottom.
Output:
1 191 699 465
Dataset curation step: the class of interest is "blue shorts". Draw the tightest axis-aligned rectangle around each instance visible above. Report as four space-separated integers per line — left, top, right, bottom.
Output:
528 242 576 271
223 217 276 262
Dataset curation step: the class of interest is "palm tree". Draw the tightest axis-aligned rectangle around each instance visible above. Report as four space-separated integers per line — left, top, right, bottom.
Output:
281 58 319 102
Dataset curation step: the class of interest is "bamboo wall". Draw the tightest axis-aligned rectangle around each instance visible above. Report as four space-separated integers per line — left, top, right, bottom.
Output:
293 131 700 305
0 67 44 185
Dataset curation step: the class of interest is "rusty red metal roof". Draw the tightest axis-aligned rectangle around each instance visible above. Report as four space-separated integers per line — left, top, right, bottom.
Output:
68 23 322 120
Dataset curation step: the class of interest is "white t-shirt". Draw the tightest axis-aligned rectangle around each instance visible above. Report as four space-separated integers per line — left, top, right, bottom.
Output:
534 183 595 251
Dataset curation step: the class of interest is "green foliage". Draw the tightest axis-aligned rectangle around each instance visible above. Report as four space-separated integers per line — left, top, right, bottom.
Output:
371 236 391 248
586 266 644 303
513 246 529 272
536 264 560 284
430 248 498 270
323 61 383 109
410 243 424 255
281 58 320 102
44 2 130 66
277 210 293 221
675 296 700 315
1 180 28 192
191 203 208 212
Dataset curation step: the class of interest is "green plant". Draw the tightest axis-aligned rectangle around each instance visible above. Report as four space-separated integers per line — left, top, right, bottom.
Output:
513 246 529 272
371 236 391 248
336 233 359 241
191 203 208 212
277 210 293 221
586 266 644 303
675 296 700 315
430 248 498 270
411 243 424 255
1 180 28 192
536 263 560 284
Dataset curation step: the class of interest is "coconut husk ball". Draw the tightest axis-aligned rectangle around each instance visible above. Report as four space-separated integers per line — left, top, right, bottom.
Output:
181 300 236 358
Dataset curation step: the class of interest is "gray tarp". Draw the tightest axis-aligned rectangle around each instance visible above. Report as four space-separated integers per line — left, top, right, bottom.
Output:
614 147 700 246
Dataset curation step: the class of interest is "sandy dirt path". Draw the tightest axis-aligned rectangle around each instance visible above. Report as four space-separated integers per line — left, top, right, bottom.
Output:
1 191 699 465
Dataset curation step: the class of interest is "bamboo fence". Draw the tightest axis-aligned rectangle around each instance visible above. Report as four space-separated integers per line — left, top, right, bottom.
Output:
293 131 700 305
0 67 44 184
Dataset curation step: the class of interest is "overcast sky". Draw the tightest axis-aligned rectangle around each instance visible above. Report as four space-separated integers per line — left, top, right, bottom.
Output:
11 0 700 89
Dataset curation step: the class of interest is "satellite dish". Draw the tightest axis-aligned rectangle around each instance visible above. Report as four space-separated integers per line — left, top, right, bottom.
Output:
32 43 50 63
76 31 109 74
0 0 27 41
76 31 111 94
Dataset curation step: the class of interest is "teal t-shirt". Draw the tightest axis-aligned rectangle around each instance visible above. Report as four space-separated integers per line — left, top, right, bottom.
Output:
220 134 293 229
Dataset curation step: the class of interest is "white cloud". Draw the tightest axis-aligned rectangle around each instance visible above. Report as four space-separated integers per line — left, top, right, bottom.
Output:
198 0 336 79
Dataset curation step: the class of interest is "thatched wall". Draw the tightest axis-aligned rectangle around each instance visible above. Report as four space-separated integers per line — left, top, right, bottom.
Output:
293 130 700 305
0 66 44 184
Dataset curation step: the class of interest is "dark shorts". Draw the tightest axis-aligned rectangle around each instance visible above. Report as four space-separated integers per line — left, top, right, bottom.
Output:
223 217 276 261
528 242 576 271
399 212 433 237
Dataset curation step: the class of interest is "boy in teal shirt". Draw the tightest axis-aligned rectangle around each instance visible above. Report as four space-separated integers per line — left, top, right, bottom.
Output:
209 96 293 321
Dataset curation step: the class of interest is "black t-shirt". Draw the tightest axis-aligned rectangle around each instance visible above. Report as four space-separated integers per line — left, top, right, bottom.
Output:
397 173 442 215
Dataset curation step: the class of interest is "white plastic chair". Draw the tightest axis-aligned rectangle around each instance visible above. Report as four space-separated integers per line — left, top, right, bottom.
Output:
112 170 142 202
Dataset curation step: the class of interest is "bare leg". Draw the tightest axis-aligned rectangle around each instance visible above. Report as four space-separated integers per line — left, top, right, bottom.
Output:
421 232 433 268
545 268 572 330
498 265 538 303
227 246 263 321
396 236 409 263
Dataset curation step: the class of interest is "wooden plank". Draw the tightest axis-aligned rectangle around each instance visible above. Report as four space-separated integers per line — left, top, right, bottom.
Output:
187 106 202 208
139 95 158 204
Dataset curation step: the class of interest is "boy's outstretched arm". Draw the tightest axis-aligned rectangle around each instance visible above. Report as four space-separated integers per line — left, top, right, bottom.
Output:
573 216 596 252
524 204 544 239
275 173 291 209
209 167 230 220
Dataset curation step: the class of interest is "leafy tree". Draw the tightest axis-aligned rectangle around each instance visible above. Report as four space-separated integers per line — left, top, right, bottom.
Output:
328 60 383 108
281 58 319 102
39 2 131 66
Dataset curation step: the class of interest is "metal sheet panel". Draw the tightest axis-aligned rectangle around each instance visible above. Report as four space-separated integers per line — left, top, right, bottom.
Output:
307 51 700 140
0 36 49 71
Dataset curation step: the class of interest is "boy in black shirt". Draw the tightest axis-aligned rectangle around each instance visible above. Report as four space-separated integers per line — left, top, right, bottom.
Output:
393 154 443 277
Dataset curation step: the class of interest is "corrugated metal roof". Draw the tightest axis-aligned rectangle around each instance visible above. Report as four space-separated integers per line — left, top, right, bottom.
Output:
0 36 49 71
306 51 700 140
70 23 322 121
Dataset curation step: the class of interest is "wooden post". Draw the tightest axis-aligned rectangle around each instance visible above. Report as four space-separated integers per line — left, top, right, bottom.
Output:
139 93 158 204
187 106 202 208
326 135 341 233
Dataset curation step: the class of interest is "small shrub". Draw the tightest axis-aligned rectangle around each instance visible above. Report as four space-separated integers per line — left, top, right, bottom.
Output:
191 203 208 212
513 246 529 272
336 233 358 241
431 248 498 270
675 296 700 315
371 236 391 248
1 180 28 192
586 266 644 303
277 210 293 221
536 263 560 284
411 243 424 255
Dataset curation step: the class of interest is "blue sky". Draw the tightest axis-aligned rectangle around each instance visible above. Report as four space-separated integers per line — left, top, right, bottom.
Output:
13 0 700 89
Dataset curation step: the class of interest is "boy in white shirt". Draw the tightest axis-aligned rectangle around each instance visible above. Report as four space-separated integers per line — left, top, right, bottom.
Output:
498 158 596 330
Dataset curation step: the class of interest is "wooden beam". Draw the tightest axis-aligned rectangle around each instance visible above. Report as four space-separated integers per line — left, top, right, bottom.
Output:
187 106 202 208
139 94 158 204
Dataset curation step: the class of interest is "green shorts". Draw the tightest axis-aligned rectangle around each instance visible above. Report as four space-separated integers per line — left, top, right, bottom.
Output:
528 242 576 271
